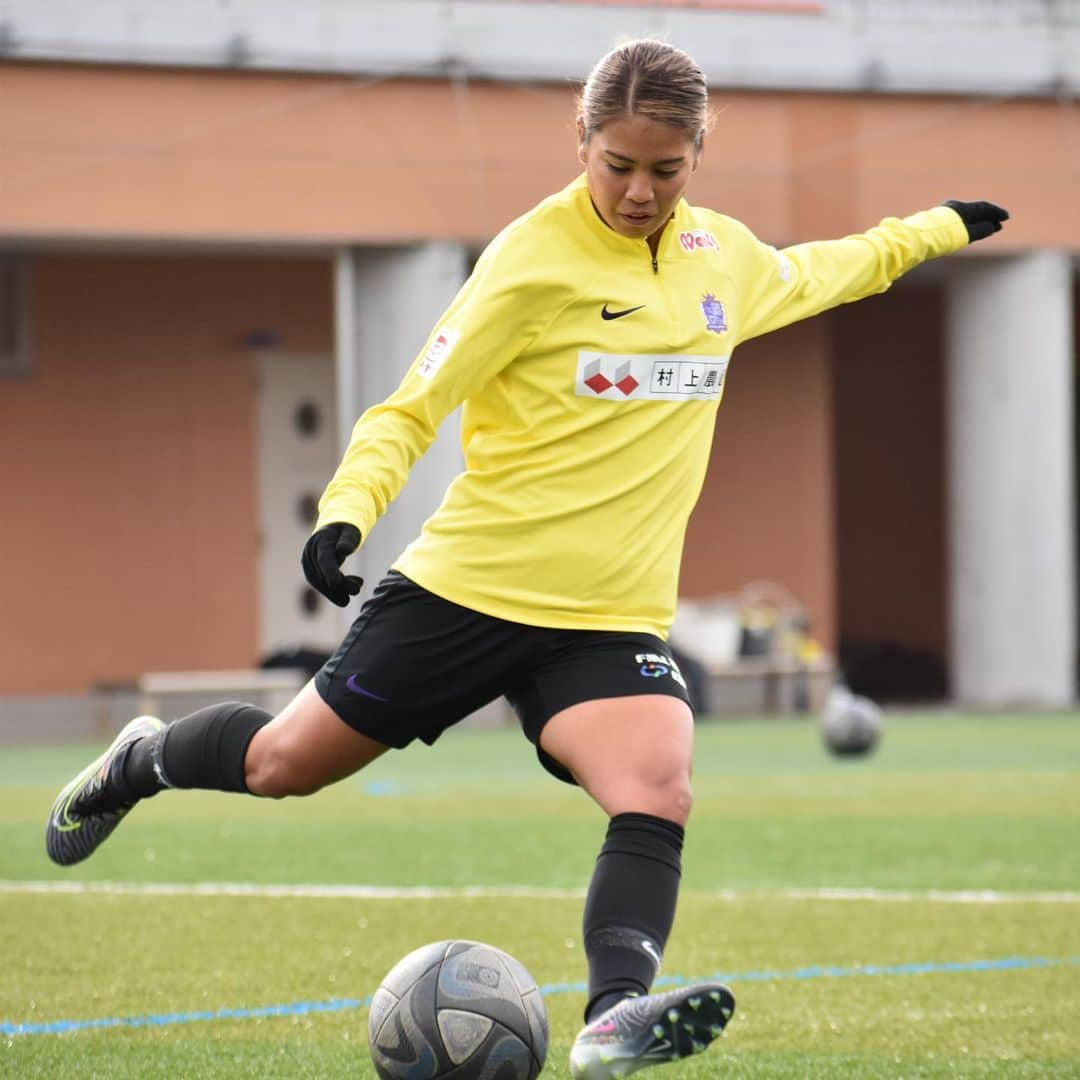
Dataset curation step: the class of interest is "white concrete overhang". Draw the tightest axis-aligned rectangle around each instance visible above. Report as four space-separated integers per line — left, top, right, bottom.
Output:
0 0 1076 98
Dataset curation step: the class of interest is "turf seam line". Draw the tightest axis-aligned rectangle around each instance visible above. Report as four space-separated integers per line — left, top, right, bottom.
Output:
4 955 1079 1038
4 880 1080 903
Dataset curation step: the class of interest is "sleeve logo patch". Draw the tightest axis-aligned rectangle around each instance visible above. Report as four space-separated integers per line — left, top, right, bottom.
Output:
417 328 461 378
679 229 719 253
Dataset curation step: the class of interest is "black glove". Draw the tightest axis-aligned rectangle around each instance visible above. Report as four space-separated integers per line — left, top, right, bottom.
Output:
301 523 362 607
943 200 1009 243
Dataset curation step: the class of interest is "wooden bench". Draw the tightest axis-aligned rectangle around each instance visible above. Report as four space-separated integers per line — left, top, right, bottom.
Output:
137 669 308 719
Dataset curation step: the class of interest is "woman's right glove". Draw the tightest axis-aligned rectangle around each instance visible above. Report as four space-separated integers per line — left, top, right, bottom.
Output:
301 523 363 606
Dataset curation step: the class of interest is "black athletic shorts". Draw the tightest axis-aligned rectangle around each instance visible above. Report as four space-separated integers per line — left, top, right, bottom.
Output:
314 571 692 784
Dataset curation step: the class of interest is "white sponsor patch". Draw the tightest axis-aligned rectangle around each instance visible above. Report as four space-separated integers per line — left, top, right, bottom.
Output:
417 327 461 378
577 352 729 402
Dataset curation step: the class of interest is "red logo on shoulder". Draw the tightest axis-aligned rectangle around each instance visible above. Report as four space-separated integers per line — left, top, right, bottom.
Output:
679 229 719 253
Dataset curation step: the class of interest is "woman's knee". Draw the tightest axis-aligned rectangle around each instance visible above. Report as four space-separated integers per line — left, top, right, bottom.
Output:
616 768 693 824
540 695 695 823
580 753 693 824
658 773 693 823
243 728 324 798
241 682 389 798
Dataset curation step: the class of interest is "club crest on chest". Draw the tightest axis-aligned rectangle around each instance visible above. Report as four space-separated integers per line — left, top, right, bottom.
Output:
701 294 727 334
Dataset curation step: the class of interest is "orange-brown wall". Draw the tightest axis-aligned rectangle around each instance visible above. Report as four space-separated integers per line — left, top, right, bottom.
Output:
4 249 841 695
682 317 836 647
0 63 1075 251
0 255 332 694
2 61 1073 696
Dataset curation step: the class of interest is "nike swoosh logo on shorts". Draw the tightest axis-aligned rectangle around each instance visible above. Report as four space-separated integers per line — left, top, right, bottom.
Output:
345 674 390 702
601 303 645 321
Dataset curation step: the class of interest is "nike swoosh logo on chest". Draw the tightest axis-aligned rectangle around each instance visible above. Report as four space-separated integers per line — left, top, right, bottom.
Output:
601 304 646 321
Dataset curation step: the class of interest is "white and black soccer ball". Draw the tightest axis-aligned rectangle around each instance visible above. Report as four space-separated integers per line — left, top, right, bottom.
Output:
368 940 548 1080
820 684 883 757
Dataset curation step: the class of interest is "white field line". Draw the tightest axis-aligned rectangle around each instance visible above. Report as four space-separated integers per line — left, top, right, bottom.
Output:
2 881 1080 903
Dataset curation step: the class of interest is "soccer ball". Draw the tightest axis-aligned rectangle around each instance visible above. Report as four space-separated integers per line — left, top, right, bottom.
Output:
368 940 548 1080
820 684 882 756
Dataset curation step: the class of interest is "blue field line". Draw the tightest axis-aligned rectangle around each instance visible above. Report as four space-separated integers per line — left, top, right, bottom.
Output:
1 997 372 1038
4 954 1078 1038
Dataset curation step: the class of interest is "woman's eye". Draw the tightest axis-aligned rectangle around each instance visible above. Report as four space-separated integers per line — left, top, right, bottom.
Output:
606 163 630 174
655 169 678 179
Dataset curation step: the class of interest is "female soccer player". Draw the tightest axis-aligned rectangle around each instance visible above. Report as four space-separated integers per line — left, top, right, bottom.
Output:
47 38 1007 1078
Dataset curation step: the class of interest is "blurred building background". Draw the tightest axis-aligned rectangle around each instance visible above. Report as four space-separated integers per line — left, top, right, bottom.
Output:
1 0 1077 737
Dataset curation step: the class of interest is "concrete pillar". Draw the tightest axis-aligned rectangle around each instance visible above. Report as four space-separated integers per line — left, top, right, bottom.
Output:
946 251 1075 706
334 242 469 589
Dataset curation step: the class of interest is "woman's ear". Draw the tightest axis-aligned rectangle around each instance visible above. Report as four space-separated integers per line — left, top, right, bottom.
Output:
576 117 588 165
692 134 705 172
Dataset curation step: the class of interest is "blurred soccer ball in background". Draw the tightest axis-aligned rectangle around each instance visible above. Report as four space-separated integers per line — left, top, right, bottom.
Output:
368 939 548 1080
821 684 883 756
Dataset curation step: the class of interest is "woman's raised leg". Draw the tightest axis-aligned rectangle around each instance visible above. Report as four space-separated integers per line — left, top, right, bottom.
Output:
45 680 387 866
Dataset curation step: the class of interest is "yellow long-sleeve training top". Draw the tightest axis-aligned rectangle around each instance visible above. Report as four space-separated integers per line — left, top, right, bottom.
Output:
317 173 968 638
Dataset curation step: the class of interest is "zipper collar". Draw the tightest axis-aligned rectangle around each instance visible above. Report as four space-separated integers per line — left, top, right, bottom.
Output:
572 172 690 272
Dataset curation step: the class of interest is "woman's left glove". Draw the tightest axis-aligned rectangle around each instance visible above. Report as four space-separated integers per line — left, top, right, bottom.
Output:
301 523 363 606
942 200 1009 243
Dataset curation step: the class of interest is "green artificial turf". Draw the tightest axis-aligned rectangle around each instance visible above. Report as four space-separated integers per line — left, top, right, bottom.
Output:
2 711 1079 1077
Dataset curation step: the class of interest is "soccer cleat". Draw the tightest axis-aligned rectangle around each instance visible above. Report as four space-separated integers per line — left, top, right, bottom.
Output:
569 983 735 1079
45 714 165 867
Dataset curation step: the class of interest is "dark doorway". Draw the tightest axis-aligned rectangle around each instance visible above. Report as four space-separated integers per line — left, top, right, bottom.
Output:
830 280 949 702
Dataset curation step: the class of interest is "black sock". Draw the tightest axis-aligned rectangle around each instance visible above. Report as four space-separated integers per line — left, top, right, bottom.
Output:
122 703 272 796
118 736 165 799
588 991 629 1020
582 811 684 1022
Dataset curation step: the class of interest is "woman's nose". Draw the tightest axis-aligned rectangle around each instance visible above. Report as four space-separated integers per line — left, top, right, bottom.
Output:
626 171 654 204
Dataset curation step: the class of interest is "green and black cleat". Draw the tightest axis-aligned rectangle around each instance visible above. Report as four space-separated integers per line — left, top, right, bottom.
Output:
45 715 165 866
570 983 735 1079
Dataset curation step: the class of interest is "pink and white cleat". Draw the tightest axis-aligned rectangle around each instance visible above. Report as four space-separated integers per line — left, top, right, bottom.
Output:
569 982 735 1078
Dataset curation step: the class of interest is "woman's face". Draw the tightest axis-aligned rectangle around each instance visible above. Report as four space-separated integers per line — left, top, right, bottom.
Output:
579 113 702 243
